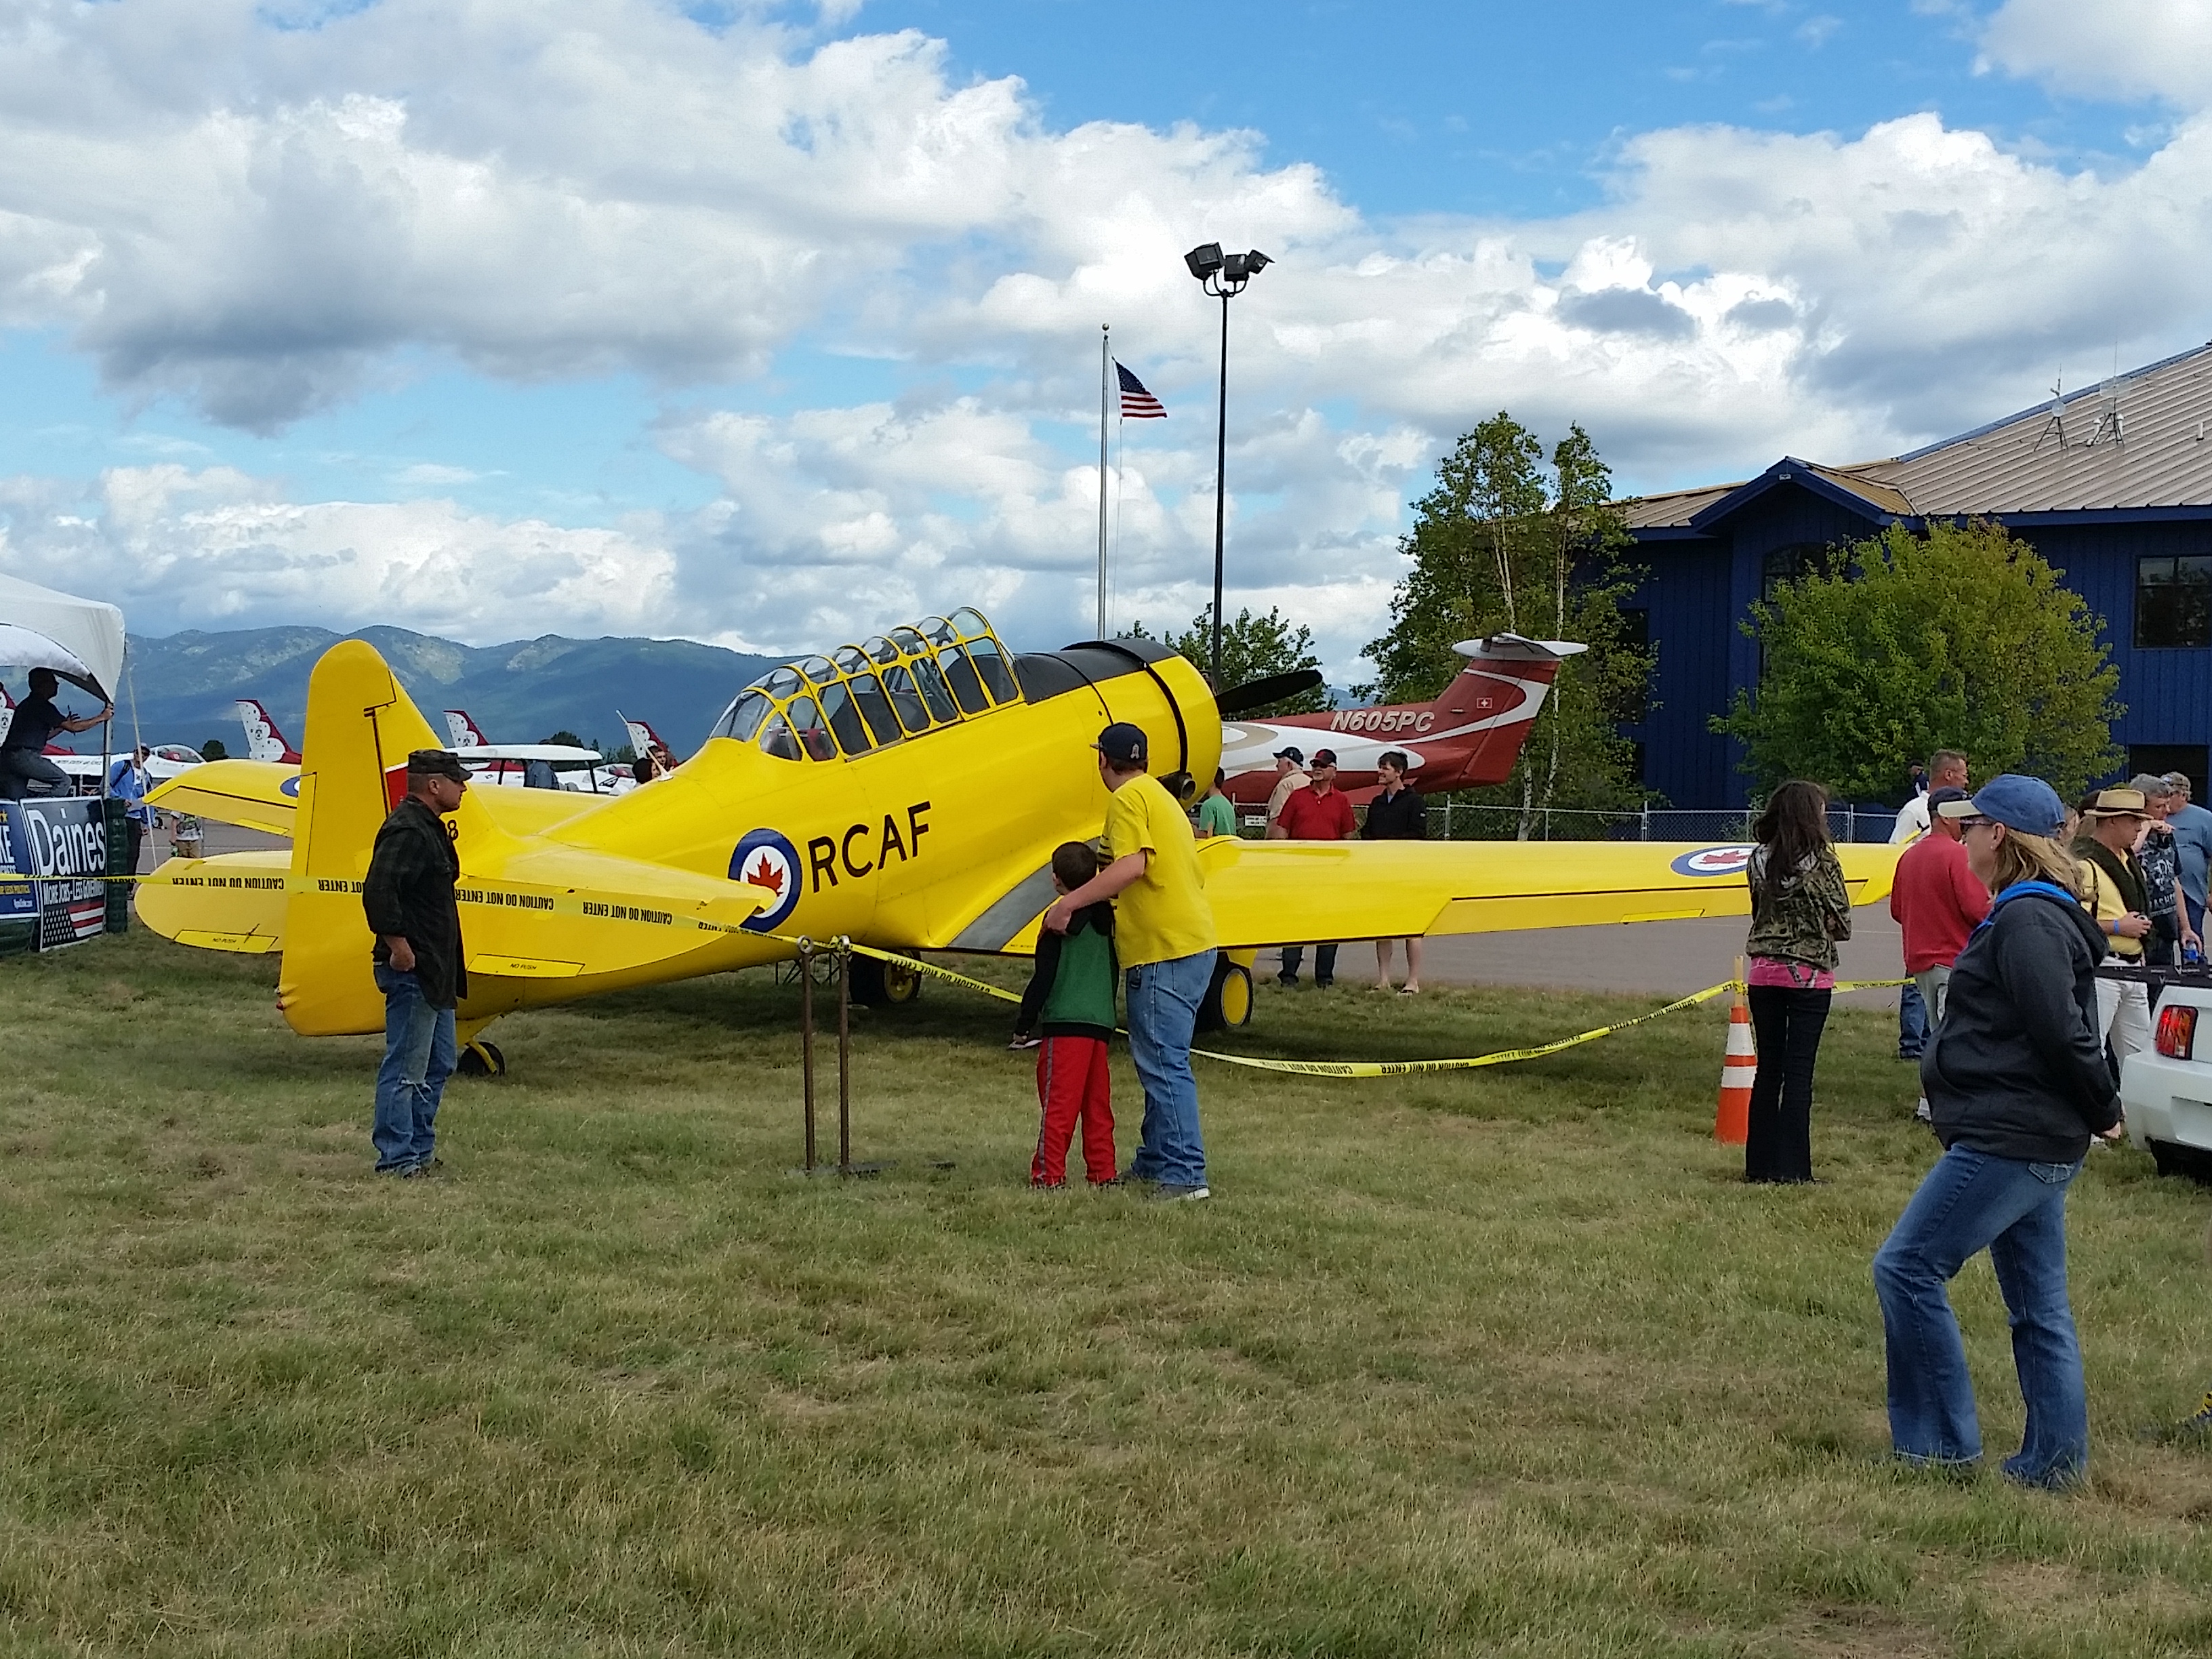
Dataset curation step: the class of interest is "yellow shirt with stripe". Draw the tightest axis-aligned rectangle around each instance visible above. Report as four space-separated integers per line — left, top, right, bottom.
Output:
1104 772 1217 968
2076 856 2144 960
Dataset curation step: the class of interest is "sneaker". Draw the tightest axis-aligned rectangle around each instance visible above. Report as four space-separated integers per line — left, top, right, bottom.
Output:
1029 1179 1067 1191
1088 1176 1122 1189
1315 978 1334 989
1149 1183 1210 1202
1276 975 1299 989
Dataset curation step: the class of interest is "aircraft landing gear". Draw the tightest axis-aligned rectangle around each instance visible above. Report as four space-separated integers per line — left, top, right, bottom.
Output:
849 954 923 1008
456 1038 506 1078
1198 951 1256 1033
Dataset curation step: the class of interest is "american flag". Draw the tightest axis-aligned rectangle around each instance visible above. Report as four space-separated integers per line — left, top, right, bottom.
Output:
1116 362 1166 419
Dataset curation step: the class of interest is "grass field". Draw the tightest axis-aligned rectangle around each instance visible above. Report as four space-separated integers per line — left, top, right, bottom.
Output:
5 930 2212 1657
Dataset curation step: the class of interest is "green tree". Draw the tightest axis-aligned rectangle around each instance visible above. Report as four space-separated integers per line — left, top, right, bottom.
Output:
1362 415 1651 832
1718 518 2122 800
540 730 586 748
198 738 228 762
1127 606 1330 716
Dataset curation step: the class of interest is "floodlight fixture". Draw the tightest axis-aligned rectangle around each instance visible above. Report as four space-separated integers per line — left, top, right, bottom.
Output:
1182 243 1274 683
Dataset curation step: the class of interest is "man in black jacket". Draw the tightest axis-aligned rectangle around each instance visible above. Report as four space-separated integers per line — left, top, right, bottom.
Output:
363 750 470 1176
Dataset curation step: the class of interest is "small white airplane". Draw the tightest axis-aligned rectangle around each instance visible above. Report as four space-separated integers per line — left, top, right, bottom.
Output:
441 708 615 792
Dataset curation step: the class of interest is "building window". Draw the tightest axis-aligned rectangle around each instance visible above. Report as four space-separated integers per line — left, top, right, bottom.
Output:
1761 542 1835 599
1612 608 1651 723
2123 559 2212 650
2135 555 2212 649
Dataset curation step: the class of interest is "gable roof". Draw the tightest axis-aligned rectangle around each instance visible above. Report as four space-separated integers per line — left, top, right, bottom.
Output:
1622 340 2212 529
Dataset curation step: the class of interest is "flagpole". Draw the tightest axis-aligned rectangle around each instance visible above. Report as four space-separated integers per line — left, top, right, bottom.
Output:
1097 325 1109 638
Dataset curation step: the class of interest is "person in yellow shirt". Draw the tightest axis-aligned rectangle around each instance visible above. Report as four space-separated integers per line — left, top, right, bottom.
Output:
1043 722 1217 1200
2072 787 2154 1071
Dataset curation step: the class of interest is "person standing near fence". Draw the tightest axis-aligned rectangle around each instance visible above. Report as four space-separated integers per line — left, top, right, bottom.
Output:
2165 772 2212 943
1361 750 1427 994
1891 785 1988 1124
1270 747 1355 989
1891 750 1969 1061
1872 775 2121 1488
1743 779 1853 1184
2072 787 2155 1071
2131 774 2196 967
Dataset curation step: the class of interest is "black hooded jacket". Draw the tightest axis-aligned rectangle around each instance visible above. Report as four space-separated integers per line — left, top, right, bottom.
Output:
1922 886 2121 1162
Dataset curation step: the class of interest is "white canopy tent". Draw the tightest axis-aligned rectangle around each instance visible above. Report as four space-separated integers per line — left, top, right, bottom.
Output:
0 573 125 701
1 573 126 798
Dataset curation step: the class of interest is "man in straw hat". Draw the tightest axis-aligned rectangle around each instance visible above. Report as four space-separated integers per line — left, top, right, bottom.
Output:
363 749 470 1178
2071 785 2156 1071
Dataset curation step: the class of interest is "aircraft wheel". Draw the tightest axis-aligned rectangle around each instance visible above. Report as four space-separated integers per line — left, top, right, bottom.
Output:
457 1040 506 1078
1198 957 1254 1032
850 954 923 1008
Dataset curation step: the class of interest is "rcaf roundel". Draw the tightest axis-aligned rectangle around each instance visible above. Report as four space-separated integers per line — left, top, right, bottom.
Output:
1669 844 1756 878
729 827 802 931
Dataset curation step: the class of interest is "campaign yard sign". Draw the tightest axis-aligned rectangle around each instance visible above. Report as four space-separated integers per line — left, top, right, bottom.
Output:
0 797 128 954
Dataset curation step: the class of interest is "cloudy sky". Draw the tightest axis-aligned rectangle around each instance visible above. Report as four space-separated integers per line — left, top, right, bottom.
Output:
2 0 2209 679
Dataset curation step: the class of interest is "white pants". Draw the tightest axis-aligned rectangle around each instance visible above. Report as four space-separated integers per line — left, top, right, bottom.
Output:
2095 959 2154 1071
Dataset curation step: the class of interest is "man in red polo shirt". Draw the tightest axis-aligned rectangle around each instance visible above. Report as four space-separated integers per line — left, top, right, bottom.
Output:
1269 746 1356 987
1891 784 1990 1122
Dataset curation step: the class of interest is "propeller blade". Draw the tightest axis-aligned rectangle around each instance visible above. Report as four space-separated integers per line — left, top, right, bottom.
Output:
1215 669 1324 718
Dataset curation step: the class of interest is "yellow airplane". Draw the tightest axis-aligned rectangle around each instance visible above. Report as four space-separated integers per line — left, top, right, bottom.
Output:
141 607 1902 1063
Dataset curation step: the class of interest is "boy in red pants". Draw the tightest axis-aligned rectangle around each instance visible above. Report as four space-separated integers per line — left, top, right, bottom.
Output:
1012 841 1118 1187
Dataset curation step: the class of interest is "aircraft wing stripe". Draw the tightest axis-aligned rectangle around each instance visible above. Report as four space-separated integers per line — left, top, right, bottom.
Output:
946 861 1058 950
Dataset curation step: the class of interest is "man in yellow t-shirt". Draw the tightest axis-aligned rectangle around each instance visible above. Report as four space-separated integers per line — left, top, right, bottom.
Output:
1043 722 1218 1200
2072 787 2154 1071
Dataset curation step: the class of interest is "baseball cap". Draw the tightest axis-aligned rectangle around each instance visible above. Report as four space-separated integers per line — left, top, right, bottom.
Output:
1271 745 1304 764
2083 786 2150 821
407 748 470 783
1094 722 1147 766
1311 747 1339 767
1925 785 1969 811
1936 773 2064 836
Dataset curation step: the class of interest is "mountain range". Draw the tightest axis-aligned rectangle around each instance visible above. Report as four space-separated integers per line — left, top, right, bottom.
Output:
80 626 780 758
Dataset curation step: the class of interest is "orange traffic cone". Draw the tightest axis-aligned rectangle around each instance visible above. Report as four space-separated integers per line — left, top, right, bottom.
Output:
1715 978 1755 1145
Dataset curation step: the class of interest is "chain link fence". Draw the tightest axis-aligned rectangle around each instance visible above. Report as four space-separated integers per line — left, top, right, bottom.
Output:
1236 802 1901 844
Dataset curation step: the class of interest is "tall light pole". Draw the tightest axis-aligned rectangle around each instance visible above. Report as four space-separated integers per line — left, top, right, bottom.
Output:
1184 242 1271 688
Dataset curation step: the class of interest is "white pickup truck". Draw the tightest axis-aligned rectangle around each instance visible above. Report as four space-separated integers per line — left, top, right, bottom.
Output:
2118 981 2212 1180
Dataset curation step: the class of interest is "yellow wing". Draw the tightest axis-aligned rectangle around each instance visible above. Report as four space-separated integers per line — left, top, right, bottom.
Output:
146 760 300 836
1191 837 1900 947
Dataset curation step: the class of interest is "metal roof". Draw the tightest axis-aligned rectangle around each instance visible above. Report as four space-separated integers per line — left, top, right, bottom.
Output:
1620 341 2212 528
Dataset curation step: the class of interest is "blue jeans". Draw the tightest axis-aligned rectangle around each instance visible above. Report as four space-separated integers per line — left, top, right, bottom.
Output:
1872 1145 2088 1486
1124 949 1214 1187
1278 943 1336 985
1898 981 1927 1059
373 965 455 1171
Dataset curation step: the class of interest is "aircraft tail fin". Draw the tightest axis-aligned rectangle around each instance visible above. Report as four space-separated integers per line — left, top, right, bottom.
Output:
1434 634 1590 790
619 710 673 762
443 708 487 749
278 642 494 1035
0 681 12 747
235 698 300 764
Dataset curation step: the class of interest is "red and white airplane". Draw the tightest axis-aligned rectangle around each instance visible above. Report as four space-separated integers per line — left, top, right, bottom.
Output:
618 709 680 769
1218 634 1585 805
237 699 303 765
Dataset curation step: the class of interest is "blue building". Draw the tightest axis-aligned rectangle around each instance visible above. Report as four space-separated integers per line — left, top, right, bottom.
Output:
1620 341 2212 807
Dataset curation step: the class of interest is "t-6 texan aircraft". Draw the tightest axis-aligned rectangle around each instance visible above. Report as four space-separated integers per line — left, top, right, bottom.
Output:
142 608 1900 1065
1219 636 1582 805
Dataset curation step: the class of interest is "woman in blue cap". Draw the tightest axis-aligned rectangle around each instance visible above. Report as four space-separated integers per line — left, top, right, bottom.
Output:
1872 774 2125 1488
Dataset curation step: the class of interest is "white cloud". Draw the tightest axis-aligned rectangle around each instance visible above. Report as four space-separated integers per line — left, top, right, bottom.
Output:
1978 1 2212 108
3 1 2212 680
0 464 676 640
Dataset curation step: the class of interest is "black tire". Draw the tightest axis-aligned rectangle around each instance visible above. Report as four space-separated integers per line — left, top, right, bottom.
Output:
848 953 923 1008
456 1040 506 1078
2148 1139 2212 1185
1197 957 1254 1033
